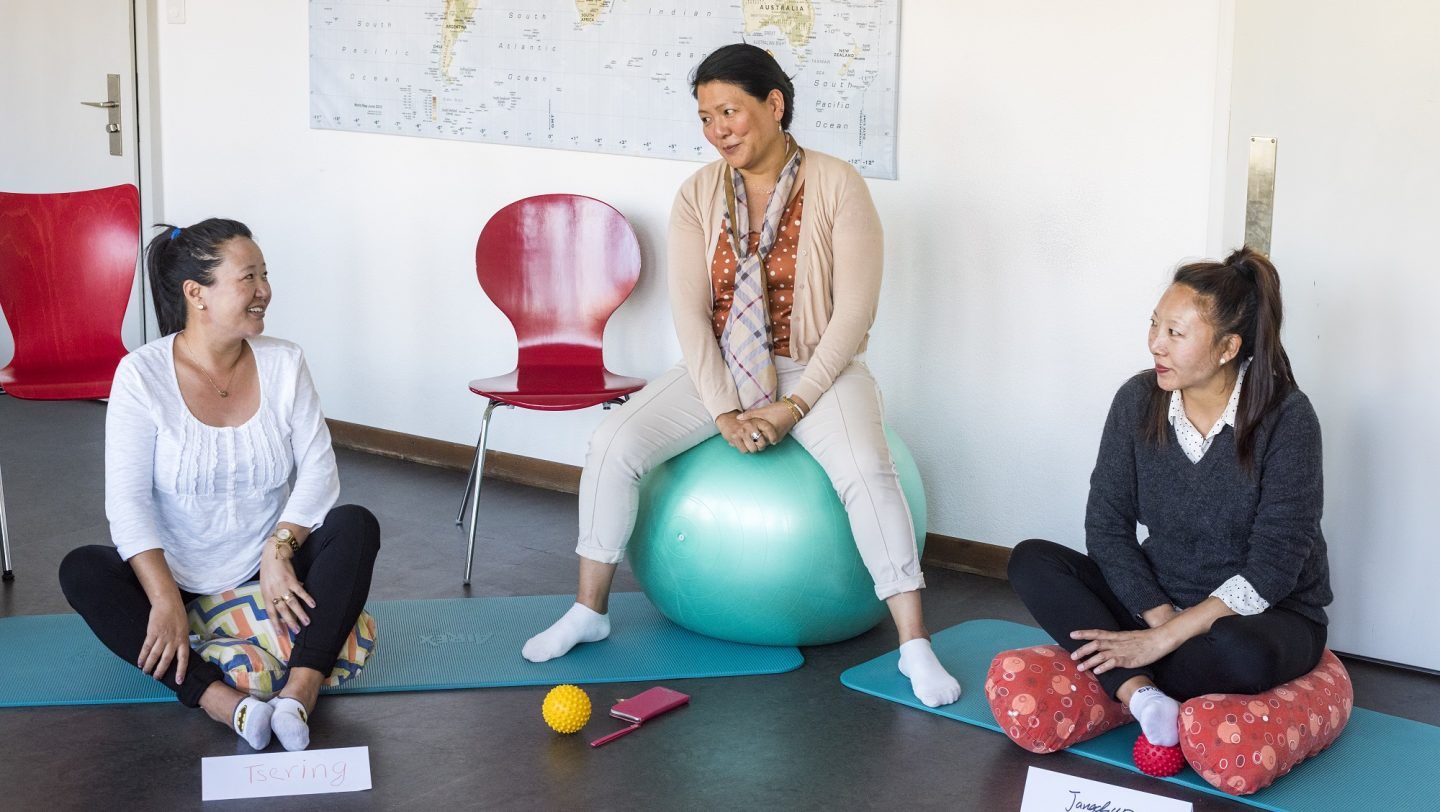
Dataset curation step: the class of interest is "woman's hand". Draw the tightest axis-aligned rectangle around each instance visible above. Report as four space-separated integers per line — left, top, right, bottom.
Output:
139 597 192 683
737 402 798 445
1068 627 1181 674
716 411 770 453
260 552 315 634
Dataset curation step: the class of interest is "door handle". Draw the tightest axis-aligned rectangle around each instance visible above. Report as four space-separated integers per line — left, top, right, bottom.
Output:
81 74 124 156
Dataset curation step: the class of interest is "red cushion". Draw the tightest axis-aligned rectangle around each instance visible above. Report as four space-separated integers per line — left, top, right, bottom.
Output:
1180 649 1353 795
986 644 1132 754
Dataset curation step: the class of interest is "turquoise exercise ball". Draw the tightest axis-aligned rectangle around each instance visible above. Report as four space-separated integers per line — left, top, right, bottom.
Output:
628 429 926 646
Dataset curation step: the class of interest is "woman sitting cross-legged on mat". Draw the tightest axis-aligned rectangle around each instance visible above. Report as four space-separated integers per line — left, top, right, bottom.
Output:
1008 247 1333 747
522 43 961 708
58 219 380 751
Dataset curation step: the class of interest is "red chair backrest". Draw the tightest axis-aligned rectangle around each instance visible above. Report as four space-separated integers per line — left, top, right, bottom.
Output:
475 194 641 370
0 184 139 387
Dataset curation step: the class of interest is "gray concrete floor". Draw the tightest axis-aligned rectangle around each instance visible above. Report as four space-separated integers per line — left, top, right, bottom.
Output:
1 395 1436 811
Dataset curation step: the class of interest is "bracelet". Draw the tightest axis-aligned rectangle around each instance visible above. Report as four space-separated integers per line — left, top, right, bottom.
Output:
781 395 806 423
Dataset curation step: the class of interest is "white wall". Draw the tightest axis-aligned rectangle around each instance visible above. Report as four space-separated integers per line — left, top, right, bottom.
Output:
151 2 1225 548
1223 1 1440 669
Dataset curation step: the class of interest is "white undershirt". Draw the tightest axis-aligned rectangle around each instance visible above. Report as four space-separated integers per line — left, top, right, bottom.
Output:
104 334 340 594
1167 358 1269 616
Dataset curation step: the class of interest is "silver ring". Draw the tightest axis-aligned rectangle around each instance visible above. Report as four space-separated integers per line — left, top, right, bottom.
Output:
750 431 762 442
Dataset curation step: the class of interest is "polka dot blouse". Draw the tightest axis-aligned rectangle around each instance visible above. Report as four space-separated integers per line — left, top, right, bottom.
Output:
710 185 805 357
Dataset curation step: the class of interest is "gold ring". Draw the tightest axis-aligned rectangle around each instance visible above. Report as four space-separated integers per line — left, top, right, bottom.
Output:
282 593 293 603
272 597 282 606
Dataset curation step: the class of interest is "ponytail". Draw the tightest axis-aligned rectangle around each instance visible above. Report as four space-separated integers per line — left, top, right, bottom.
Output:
1143 246 1296 472
144 218 252 335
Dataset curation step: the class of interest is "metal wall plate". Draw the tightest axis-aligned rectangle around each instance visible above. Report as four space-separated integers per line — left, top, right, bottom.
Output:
1245 136 1277 255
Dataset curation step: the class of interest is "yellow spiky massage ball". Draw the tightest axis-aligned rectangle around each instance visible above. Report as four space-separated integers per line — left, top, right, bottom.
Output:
542 684 592 734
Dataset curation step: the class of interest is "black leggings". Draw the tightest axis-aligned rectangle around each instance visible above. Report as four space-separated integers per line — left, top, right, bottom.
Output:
1007 538 1326 701
59 504 380 708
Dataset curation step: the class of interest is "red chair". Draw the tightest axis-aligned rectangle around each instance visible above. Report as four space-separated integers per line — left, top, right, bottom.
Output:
0 183 140 580
456 194 646 584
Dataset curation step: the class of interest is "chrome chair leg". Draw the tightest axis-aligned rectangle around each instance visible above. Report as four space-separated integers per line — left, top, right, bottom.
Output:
455 442 479 526
1 458 13 582
463 400 500 585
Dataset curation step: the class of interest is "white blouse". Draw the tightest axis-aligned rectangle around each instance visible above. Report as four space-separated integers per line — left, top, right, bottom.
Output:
1167 358 1269 617
105 334 340 594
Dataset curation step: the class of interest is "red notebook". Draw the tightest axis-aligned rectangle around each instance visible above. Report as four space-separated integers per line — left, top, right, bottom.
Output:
589 687 690 747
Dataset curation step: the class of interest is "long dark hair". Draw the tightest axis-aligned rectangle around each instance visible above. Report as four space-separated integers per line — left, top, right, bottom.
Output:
1143 246 1296 472
690 43 795 130
144 219 252 335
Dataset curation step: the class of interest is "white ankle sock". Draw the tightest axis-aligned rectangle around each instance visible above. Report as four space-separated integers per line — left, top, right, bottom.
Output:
522 602 611 663
897 639 962 708
232 696 273 750
1128 685 1181 746
269 696 311 752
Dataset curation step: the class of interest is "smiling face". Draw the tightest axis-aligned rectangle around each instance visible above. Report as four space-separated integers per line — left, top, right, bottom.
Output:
695 80 787 173
1148 283 1239 393
185 236 270 339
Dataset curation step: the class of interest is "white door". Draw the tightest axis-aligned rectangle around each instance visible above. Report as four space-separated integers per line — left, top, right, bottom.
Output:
0 0 146 364
1223 2 1440 670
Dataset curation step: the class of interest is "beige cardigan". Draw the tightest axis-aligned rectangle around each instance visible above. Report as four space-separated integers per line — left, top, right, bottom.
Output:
667 148 884 418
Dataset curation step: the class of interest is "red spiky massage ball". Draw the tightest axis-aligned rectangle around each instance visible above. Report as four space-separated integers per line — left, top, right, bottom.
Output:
1133 733 1185 777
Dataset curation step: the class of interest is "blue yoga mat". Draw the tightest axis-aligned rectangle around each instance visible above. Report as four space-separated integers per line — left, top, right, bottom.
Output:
0 593 802 707
841 619 1436 811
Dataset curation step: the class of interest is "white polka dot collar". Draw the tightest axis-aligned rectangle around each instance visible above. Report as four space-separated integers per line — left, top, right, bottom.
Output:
1168 358 1251 463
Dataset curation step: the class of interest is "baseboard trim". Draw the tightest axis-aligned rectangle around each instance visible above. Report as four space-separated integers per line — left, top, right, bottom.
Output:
920 533 1012 580
328 418 1011 576
326 418 582 494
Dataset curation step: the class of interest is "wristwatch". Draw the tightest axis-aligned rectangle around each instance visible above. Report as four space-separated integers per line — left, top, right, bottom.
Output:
271 527 298 559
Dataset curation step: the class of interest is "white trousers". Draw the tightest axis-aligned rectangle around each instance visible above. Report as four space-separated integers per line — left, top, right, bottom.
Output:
576 356 925 600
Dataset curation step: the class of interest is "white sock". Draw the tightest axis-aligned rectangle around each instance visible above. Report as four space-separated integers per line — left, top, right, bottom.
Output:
522 602 611 663
231 696 273 750
269 696 311 752
1128 685 1181 746
897 638 962 708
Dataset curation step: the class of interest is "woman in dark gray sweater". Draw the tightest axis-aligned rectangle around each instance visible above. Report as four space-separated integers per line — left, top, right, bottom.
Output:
1008 247 1332 749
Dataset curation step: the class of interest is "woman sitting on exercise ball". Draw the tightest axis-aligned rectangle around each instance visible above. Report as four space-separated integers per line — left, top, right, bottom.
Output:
522 43 961 707
1008 247 1332 747
59 219 381 751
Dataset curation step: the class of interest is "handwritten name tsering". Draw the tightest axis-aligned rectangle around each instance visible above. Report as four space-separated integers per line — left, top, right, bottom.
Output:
246 758 349 788
1066 790 1135 812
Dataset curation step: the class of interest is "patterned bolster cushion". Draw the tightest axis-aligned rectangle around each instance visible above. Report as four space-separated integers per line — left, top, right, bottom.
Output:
985 644 1133 754
186 582 378 699
1179 650 1353 796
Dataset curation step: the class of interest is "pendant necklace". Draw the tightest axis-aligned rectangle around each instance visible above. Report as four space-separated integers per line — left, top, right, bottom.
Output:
179 332 241 398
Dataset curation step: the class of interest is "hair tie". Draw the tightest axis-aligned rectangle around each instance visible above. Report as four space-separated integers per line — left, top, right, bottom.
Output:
169 227 182 241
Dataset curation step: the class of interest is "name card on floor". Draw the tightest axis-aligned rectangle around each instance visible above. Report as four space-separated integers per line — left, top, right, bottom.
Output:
201 746 372 801
1020 766 1192 812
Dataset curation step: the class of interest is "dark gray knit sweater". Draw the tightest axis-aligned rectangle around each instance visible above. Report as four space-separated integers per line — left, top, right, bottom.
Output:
1085 372 1332 625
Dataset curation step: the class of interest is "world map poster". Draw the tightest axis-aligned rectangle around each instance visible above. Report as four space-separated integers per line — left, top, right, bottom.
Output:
309 1 901 178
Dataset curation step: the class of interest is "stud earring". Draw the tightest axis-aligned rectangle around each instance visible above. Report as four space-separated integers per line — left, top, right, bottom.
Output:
198 303 206 311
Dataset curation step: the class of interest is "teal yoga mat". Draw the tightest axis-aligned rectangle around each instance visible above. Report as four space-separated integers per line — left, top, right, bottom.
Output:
0 593 802 707
841 619 1435 811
